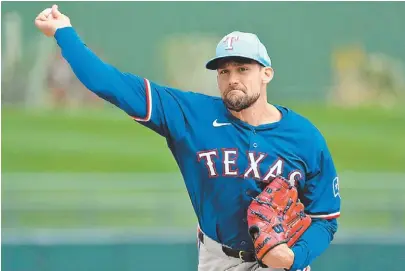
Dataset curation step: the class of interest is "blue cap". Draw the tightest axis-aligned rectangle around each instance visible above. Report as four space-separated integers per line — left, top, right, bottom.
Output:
206 31 272 70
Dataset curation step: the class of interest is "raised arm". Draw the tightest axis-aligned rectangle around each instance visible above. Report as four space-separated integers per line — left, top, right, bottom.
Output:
35 5 154 120
34 5 196 140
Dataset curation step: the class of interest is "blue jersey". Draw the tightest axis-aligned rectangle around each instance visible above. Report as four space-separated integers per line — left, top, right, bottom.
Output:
55 27 341 269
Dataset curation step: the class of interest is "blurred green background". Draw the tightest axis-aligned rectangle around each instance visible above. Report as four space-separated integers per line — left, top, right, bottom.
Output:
2 2 405 271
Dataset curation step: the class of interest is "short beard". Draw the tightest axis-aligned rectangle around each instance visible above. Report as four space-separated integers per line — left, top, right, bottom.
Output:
223 91 260 112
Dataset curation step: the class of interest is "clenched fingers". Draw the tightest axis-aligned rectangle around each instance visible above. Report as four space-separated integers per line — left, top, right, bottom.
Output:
35 8 52 21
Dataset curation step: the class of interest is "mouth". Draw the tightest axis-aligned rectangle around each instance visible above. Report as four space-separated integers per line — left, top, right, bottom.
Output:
227 89 245 95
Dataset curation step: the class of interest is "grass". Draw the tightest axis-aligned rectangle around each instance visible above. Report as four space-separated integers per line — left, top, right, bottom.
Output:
3 172 405 230
2 107 176 172
2 104 405 173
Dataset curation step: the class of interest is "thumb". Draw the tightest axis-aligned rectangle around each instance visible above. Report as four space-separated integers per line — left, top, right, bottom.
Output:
51 4 62 18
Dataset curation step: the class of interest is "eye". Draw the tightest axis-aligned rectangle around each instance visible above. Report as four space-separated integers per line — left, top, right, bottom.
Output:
239 67 248 72
219 70 228 75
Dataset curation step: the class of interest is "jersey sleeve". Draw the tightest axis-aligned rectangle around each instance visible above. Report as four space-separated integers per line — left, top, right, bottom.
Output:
300 136 341 220
54 27 191 141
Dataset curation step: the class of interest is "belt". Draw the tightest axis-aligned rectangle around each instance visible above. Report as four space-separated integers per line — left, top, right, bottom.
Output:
198 230 256 262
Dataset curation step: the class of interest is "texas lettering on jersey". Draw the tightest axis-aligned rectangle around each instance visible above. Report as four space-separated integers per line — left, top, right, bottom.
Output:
197 148 303 185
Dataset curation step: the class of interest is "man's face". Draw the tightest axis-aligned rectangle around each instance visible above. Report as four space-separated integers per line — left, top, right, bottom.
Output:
217 58 268 112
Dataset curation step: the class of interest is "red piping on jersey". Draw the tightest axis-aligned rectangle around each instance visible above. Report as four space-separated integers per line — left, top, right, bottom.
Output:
308 212 340 220
132 78 152 122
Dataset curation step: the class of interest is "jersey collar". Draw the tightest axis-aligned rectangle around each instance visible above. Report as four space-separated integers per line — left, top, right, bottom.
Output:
223 104 290 131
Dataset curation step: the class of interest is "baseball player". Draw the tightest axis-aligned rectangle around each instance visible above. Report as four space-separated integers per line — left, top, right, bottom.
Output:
35 5 341 271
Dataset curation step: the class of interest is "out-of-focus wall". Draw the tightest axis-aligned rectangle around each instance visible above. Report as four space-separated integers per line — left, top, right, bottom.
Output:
2 2 405 106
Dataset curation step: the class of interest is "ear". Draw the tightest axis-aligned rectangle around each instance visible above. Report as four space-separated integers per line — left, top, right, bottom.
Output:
262 67 274 84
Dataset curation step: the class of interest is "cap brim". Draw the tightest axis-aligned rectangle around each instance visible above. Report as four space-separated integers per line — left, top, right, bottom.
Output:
205 55 267 70
205 56 227 70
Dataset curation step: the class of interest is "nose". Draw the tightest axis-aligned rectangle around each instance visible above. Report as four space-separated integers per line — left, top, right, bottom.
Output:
228 72 239 86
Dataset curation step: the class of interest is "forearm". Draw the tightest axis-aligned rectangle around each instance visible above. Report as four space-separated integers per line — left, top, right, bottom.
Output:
54 27 118 92
53 27 149 117
289 218 338 270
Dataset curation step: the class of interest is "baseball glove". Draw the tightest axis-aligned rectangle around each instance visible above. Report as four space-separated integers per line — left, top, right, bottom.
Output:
247 176 312 265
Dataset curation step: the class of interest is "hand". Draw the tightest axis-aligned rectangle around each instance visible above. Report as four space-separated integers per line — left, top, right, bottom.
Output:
34 4 72 37
262 243 294 269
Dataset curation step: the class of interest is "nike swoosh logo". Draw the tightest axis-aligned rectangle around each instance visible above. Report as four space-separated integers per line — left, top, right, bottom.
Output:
213 119 232 127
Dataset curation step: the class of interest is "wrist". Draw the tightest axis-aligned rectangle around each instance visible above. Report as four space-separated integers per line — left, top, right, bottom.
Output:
262 244 295 269
54 25 73 36
285 247 295 269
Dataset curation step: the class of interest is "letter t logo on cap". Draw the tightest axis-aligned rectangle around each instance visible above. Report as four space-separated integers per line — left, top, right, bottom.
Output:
223 35 239 50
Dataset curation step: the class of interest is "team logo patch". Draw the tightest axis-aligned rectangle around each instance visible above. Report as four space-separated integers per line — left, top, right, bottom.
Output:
333 177 340 198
